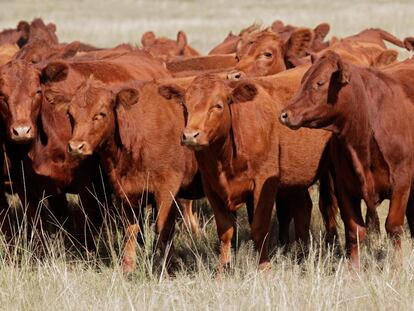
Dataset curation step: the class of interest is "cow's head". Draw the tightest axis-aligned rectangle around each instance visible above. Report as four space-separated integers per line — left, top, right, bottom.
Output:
0 59 42 143
141 31 199 61
0 58 73 144
159 74 257 150
67 76 139 157
14 40 80 64
230 28 312 79
28 18 59 45
280 51 350 130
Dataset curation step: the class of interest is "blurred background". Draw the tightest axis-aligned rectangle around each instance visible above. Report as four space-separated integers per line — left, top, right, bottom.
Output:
0 0 413 53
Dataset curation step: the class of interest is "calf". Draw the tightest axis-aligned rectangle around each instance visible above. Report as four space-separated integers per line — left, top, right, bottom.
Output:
280 51 414 268
67 77 202 272
160 74 334 270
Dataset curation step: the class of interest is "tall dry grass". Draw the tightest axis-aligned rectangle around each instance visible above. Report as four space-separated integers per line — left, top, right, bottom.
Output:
0 0 413 310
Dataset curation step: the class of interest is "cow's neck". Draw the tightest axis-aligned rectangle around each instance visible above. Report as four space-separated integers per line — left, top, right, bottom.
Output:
195 132 252 210
333 68 389 205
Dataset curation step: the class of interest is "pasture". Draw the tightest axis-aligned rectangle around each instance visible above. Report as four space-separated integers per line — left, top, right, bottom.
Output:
0 0 414 310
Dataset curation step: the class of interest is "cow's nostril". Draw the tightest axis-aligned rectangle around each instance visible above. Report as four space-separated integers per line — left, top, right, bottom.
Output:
281 112 288 120
26 127 31 134
12 128 19 136
182 133 187 141
235 73 241 79
78 143 85 150
68 144 73 152
193 132 199 138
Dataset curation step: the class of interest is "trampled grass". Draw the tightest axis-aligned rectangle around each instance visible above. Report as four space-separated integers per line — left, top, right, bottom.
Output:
0 0 414 310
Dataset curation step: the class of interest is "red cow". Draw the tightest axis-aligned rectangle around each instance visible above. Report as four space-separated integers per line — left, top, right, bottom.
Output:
0 51 170 247
280 51 414 268
159 74 335 271
141 31 200 61
66 77 203 273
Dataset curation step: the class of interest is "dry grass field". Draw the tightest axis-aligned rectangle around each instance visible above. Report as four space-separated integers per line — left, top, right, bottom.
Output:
0 0 414 310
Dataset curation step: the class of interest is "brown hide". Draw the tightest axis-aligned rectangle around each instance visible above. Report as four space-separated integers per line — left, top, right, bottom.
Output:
67 76 200 272
281 52 414 268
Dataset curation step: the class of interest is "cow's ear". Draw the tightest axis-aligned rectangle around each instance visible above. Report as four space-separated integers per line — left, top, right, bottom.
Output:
17 20 30 47
285 28 312 58
116 88 139 108
47 23 57 33
404 37 414 51
177 31 188 53
62 41 81 59
314 23 330 40
41 61 69 83
141 31 156 47
271 20 285 33
373 50 398 67
235 39 243 59
17 20 30 33
158 84 185 102
309 52 319 64
230 81 258 104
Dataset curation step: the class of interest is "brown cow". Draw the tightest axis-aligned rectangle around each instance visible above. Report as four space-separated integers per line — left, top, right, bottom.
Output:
208 23 261 55
26 18 58 45
141 31 200 61
229 28 407 80
280 51 414 268
0 21 30 47
229 28 313 78
0 51 170 246
160 74 334 270
13 40 81 64
271 20 330 52
66 77 202 273
0 18 58 48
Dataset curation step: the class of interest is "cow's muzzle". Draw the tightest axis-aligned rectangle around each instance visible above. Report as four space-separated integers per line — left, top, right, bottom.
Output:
67 140 92 157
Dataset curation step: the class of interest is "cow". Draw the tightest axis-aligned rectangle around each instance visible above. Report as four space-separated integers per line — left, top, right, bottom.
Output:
66 76 203 273
228 28 407 80
0 51 170 248
141 31 200 61
271 20 330 53
208 23 261 55
159 74 335 271
0 21 30 47
280 51 414 268
13 40 81 64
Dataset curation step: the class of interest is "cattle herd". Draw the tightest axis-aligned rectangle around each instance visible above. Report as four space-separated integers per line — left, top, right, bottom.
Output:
0 17 412 273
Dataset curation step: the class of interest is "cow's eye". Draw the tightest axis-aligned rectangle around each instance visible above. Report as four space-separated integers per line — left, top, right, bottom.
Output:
93 112 106 121
263 52 273 58
33 89 42 98
211 103 223 111
317 80 325 87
